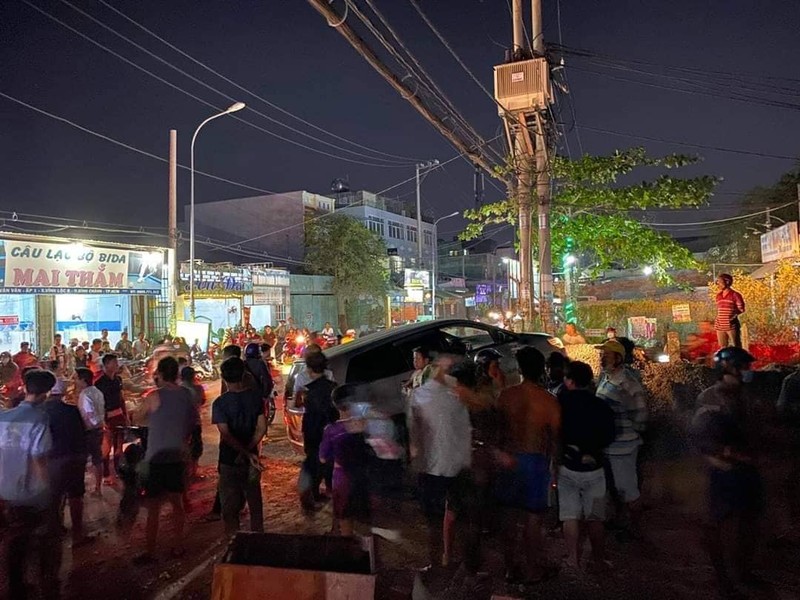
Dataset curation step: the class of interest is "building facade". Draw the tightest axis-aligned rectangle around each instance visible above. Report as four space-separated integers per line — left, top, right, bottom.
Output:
335 190 436 270
188 191 335 266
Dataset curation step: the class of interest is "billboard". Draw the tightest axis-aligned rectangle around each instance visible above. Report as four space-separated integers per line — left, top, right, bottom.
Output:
760 222 799 263
0 237 164 295
403 269 430 289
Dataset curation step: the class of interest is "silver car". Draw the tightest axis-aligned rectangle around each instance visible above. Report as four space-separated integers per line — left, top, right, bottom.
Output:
283 319 564 452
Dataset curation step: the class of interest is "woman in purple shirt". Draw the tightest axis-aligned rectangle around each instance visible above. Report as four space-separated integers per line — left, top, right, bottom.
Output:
319 384 370 536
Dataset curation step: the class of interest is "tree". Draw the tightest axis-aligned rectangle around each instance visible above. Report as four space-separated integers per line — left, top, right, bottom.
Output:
462 148 719 284
707 166 800 263
304 213 388 329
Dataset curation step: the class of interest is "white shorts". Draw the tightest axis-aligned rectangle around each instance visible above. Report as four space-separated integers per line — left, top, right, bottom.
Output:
558 466 606 521
607 447 640 503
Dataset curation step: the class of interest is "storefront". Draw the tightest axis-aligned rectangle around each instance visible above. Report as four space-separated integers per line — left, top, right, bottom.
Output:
0 233 167 355
179 261 253 336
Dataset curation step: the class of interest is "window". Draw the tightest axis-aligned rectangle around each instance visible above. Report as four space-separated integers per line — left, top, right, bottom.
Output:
388 221 403 239
367 216 384 236
440 324 496 352
406 225 418 243
423 229 433 246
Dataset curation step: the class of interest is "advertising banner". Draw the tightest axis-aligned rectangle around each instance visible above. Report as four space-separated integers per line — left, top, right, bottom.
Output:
403 269 430 289
760 222 799 263
671 304 692 323
0 237 164 295
627 316 657 340
179 262 253 296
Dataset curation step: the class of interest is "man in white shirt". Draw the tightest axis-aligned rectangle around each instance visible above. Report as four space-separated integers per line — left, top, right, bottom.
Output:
410 346 472 568
75 367 105 496
133 332 150 359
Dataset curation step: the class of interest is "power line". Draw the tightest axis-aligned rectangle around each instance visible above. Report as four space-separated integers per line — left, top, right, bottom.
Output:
59 0 415 167
644 201 796 227
95 0 423 164
23 0 413 168
578 124 797 161
0 90 277 195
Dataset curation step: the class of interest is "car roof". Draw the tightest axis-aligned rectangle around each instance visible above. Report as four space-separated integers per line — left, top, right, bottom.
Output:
323 319 551 360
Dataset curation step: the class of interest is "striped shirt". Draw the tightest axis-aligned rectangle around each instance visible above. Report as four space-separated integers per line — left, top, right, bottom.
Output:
714 288 745 332
595 368 648 456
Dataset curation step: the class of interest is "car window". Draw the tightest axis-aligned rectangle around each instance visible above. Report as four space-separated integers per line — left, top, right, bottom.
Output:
346 343 412 383
440 324 496 352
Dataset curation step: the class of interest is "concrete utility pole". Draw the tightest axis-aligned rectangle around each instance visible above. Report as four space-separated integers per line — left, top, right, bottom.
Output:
496 0 554 333
531 0 554 332
416 160 439 268
168 129 178 307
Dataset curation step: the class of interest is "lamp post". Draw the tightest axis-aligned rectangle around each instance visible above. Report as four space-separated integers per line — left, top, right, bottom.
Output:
430 211 459 318
415 159 439 268
189 102 246 321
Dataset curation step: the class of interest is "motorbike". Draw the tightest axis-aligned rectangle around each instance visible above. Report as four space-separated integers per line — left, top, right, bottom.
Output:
193 352 219 380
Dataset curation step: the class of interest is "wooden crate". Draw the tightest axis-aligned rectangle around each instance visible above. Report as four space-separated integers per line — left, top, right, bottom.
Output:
211 533 375 600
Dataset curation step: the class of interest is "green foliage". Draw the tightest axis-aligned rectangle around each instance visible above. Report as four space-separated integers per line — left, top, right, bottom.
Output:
463 148 720 285
304 214 388 319
555 214 700 283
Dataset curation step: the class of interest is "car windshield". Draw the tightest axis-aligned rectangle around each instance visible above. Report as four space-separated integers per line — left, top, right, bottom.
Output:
440 325 495 352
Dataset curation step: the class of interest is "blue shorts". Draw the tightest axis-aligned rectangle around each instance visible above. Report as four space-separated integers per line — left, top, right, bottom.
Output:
495 453 551 513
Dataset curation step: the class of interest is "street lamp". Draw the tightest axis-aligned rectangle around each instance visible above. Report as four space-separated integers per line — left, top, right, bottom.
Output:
189 101 246 321
642 265 654 276
416 159 439 268
430 211 459 318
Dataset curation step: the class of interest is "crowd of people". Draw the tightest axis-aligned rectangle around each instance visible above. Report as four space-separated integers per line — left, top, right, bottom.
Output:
1 297 797 599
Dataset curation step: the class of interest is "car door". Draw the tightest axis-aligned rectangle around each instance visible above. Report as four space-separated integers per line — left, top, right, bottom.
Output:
345 329 446 417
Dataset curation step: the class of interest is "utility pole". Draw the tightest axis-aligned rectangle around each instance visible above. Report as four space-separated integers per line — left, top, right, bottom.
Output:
495 0 554 332
532 0 555 333
416 160 439 268
168 129 178 308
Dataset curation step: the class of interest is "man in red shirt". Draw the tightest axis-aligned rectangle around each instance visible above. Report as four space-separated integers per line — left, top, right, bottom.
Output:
714 274 746 349
12 342 38 370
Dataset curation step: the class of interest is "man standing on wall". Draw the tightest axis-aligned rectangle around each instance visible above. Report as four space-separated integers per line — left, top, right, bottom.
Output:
714 274 745 349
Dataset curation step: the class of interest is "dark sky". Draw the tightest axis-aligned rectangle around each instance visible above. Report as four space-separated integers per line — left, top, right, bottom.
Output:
1 0 799 255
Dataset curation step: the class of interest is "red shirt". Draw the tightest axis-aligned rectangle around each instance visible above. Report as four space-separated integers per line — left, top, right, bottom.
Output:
715 288 745 331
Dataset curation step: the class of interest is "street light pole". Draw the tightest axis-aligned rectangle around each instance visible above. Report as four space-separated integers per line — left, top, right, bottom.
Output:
415 159 439 269
431 211 459 318
189 102 246 321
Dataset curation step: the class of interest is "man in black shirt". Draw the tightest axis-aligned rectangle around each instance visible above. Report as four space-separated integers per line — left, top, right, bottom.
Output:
557 361 615 571
44 392 90 547
212 358 267 536
300 351 338 510
95 354 127 480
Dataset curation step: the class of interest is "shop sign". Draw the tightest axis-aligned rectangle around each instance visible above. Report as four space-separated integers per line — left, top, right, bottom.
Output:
404 288 424 303
464 296 476 307
252 268 290 288
404 269 430 289
252 286 285 305
671 303 692 323
0 316 19 326
0 237 163 295
440 277 466 289
179 263 253 295
760 222 799 263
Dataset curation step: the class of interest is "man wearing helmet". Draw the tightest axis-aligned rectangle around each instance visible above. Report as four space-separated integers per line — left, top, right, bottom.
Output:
594 339 648 540
692 347 763 597
714 274 745 349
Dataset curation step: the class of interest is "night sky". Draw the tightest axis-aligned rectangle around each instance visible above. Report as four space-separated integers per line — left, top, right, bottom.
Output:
1 0 799 256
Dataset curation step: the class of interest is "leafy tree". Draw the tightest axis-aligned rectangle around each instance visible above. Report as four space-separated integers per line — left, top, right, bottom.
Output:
462 148 719 284
304 213 388 328
707 166 800 263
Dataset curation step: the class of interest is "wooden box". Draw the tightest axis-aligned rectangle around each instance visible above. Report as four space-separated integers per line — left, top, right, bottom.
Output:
211 533 375 600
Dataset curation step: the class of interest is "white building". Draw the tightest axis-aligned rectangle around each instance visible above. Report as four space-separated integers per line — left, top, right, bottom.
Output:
335 190 435 270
